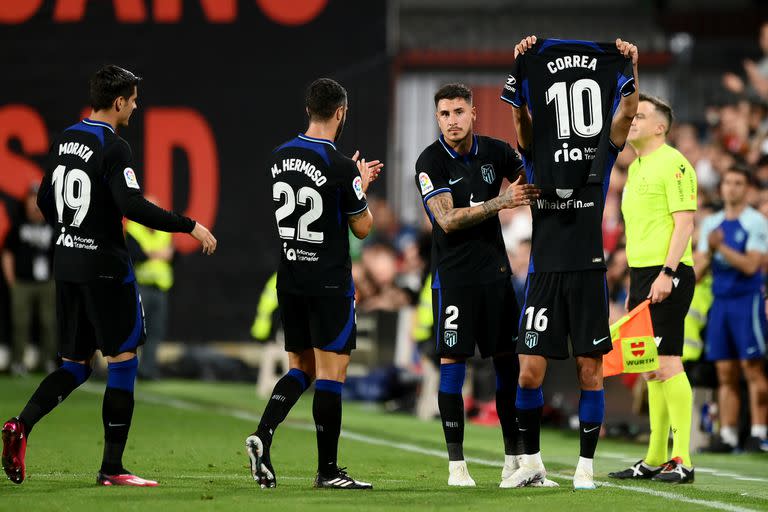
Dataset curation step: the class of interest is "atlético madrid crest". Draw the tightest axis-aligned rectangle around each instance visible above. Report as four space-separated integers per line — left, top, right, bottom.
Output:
525 331 538 348
444 330 457 347
481 164 495 184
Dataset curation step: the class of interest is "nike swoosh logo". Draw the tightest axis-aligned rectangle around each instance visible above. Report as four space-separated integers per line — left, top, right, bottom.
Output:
583 426 600 433
108 422 127 427
448 177 463 185
469 194 484 207
592 336 609 345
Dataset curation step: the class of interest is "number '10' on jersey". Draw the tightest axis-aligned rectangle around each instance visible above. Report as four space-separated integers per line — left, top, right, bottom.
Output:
269 134 367 296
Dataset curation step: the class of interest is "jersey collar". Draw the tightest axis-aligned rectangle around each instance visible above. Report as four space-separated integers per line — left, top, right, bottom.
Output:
82 118 116 133
298 133 337 150
438 134 478 160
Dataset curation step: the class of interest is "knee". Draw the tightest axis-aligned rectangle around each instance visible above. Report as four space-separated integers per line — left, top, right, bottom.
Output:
315 365 347 383
657 357 684 381
742 363 768 386
61 360 92 386
576 358 603 390
518 365 542 388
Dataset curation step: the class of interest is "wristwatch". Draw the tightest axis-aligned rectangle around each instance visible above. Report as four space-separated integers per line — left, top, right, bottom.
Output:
661 266 676 277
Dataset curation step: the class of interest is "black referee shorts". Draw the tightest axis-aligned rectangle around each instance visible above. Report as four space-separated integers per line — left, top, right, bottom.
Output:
628 264 695 356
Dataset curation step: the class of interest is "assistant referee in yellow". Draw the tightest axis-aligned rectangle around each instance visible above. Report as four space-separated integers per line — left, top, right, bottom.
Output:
609 94 697 484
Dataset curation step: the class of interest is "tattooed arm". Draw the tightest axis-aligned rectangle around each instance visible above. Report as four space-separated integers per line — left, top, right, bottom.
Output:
426 176 539 234
348 207 373 239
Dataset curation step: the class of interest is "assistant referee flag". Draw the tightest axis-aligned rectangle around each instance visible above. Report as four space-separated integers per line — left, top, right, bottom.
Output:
604 300 659 376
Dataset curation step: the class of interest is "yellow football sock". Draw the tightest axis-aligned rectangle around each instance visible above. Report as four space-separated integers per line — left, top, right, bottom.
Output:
662 372 693 467
644 379 669 466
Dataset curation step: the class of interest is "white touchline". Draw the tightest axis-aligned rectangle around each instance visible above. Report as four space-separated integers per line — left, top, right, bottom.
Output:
78 386 762 511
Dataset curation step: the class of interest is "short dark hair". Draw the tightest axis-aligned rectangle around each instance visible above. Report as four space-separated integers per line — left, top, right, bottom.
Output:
639 93 674 134
724 163 755 185
305 78 347 121
434 83 472 108
90 65 141 111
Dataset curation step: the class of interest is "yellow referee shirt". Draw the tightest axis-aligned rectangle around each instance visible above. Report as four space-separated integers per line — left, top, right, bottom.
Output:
621 143 697 268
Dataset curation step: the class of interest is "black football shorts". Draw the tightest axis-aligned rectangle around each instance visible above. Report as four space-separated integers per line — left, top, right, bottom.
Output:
628 265 695 356
278 293 356 354
517 270 612 359
432 279 519 359
57 279 146 360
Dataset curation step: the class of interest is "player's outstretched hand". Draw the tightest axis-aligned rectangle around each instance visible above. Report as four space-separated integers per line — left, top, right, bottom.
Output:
501 176 540 208
351 150 384 194
616 38 638 65
190 221 217 255
514 35 537 59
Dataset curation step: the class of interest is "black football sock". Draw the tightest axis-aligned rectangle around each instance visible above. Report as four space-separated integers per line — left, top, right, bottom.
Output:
256 368 310 447
515 386 544 456
438 363 466 461
313 380 343 476
578 389 605 459
19 361 91 434
100 358 138 475
493 355 521 455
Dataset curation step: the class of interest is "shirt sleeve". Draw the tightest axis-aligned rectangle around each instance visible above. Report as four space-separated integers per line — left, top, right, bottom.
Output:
105 140 196 233
696 215 715 253
745 211 768 253
415 149 451 215
618 57 636 97
501 142 525 181
500 57 525 107
339 159 368 216
664 157 697 214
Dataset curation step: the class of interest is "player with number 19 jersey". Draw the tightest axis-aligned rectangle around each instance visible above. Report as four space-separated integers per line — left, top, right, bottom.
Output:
37 118 195 360
40 119 195 283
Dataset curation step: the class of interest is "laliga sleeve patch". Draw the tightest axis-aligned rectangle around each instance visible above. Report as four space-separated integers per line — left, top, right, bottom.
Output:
353 176 364 199
123 168 140 189
418 172 434 195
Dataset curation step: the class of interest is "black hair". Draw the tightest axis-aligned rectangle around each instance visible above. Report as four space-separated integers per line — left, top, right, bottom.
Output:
724 163 755 185
89 65 141 111
305 78 347 121
639 93 674 134
434 83 472 108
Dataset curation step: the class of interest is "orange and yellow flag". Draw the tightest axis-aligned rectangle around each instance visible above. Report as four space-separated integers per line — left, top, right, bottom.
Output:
603 300 659 377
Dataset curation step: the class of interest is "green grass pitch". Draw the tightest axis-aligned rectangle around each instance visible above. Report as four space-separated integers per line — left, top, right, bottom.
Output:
1 375 767 511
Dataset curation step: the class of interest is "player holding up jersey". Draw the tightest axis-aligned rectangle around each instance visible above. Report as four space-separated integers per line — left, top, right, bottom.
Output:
500 36 639 489
2 65 216 487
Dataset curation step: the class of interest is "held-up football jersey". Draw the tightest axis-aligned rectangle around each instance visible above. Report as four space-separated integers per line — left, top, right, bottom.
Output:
37 118 195 283
415 135 524 289
500 39 635 272
270 133 367 296
500 39 635 188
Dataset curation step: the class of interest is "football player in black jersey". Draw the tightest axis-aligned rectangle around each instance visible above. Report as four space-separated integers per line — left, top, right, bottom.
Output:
245 78 382 490
502 36 638 490
2 65 216 487
415 83 541 487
